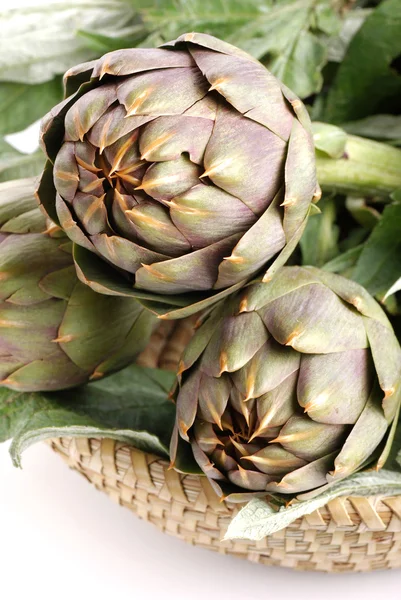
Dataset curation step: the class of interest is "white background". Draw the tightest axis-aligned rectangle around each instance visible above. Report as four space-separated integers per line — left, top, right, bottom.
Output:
2 1 401 597
1 441 401 600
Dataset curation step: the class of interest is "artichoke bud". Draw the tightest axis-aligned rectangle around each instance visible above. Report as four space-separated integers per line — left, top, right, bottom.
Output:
0 178 157 392
37 33 319 318
171 266 401 501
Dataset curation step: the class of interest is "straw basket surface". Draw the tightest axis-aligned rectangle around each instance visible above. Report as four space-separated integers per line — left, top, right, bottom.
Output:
50 320 401 573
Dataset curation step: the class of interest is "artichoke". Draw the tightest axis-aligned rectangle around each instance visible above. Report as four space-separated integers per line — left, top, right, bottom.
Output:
171 267 401 501
0 178 157 392
37 32 320 319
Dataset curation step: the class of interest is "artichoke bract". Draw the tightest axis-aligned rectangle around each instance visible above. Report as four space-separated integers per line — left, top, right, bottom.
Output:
0 178 157 392
37 32 320 319
171 267 401 501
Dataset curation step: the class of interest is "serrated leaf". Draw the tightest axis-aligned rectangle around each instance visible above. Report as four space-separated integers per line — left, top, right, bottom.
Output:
0 0 139 84
141 0 340 98
352 202 401 297
314 3 341 36
225 470 401 541
323 0 401 123
0 364 176 466
269 29 327 99
228 0 340 98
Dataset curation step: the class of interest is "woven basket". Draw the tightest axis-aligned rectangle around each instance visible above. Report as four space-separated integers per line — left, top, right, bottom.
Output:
49 320 401 573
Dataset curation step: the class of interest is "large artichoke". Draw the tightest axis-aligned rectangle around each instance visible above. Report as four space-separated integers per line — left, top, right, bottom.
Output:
171 267 401 501
37 32 320 319
0 178 157 392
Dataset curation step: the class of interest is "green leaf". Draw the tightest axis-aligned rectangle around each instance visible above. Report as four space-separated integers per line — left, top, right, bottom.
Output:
323 0 401 123
141 0 266 38
227 0 340 98
345 197 381 231
326 8 370 63
322 245 364 275
225 470 401 540
300 196 339 267
352 202 401 297
140 0 341 98
0 0 139 84
0 78 63 136
76 26 148 53
384 278 401 301
0 138 44 182
269 29 327 99
342 115 401 147
0 364 176 467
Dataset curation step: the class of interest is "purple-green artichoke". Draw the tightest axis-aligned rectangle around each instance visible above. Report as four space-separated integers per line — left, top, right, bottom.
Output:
171 267 401 501
37 32 320 319
0 178 157 392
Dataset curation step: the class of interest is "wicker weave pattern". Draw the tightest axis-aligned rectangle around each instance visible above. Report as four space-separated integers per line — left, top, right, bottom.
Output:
49 320 401 573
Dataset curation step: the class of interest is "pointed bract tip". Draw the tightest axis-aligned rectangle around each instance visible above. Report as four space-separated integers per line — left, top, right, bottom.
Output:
89 370 104 381
240 455 251 462
350 295 363 311
219 351 228 375
223 254 245 264
383 387 395 400
313 186 322 203
262 272 273 283
157 313 170 321
302 394 328 414
291 98 303 111
208 77 229 92
329 465 350 478
281 197 297 207
248 426 264 442
178 419 189 439
200 158 232 179
284 329 304 347
52 334 75 344
239 297 248 313
43 223 62 236
98 62 110 80
276 480 291 489
214 416 224 431
194 316 203 329
177 360 186 376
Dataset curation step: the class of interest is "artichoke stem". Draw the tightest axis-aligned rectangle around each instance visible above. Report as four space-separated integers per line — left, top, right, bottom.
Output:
315 134 401 198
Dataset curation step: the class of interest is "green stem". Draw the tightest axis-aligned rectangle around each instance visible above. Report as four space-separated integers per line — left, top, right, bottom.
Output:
314 130 401 198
